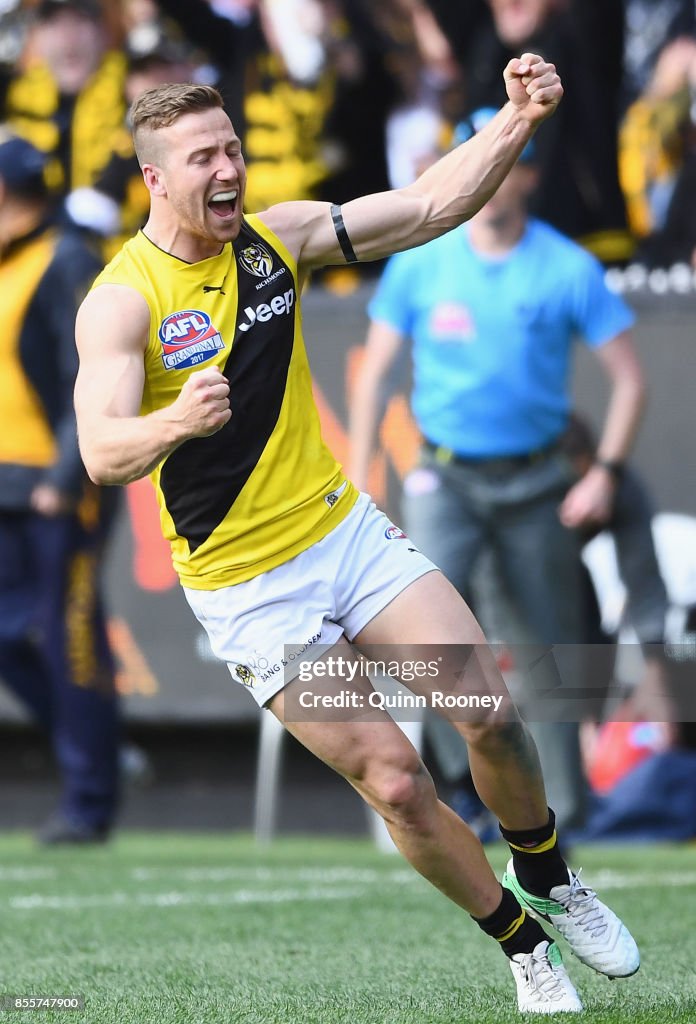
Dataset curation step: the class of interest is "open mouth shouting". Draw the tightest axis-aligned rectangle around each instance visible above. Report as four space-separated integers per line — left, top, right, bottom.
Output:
208 189 239 221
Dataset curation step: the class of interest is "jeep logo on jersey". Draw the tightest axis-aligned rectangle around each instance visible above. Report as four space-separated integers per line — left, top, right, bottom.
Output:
237 289 295 333
239 242 274 279
158 309 225 371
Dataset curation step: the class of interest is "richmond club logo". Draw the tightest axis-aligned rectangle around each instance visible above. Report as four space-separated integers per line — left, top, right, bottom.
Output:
239 242 274 279
234 664 256 688
158 310 224 371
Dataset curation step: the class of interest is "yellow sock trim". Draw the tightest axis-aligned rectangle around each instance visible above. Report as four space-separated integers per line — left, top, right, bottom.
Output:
496 909 526 943
508 830 557 855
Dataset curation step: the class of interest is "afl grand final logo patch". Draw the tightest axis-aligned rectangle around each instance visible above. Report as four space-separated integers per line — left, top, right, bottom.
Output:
158 310 224 371
239 242 274 279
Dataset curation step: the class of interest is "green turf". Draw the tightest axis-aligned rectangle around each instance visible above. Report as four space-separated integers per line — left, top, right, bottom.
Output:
0 834 694 1023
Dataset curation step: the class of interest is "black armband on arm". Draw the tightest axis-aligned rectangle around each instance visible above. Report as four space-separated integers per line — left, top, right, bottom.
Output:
330 204 359 264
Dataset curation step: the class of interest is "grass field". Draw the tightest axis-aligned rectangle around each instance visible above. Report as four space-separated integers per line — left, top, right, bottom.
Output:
1 834 694 1023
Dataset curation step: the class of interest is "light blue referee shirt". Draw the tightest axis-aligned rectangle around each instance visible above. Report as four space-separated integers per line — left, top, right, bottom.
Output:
368 219 635 457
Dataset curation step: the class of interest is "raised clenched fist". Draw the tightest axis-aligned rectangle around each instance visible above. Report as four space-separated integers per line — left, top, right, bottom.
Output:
504 52 563 125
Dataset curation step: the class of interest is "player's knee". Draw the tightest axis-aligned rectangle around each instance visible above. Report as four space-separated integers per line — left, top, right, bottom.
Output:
375 769 421 812
370 758 436 826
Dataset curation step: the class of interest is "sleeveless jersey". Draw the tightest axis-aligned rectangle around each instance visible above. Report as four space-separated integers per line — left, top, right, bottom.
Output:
93 216 357 589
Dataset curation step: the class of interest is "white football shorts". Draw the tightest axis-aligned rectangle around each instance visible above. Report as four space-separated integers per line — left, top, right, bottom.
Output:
183 492 437 706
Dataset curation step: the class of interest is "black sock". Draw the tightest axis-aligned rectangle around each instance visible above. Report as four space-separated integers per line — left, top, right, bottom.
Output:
499 808 569 896
472 885 549 958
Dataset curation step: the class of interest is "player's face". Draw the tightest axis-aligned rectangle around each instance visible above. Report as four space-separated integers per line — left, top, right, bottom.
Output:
153 107 246 246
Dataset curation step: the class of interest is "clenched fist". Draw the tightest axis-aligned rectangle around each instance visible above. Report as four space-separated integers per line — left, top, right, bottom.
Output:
171 367 231 439
504 52 563 125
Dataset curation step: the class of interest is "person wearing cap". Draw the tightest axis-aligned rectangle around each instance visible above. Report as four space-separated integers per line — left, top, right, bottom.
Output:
4 0 126 195
350 106 646 836
0 130 119 844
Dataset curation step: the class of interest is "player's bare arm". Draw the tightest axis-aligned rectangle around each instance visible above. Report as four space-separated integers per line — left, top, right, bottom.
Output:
260 53 562 270
74 285 231 485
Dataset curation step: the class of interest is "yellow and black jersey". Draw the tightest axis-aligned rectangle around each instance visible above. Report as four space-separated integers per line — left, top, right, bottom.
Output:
93 216 357 589
0 222 102 509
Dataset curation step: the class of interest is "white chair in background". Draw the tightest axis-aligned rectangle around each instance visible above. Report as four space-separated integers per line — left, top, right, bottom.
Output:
582 512 696 636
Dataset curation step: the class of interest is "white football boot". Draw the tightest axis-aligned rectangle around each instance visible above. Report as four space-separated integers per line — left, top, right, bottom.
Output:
503 860 640 978
509 940 584 1013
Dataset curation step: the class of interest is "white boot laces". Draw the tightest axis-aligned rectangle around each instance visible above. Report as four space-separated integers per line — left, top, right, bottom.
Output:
520 946 566 1002
560 868 607 938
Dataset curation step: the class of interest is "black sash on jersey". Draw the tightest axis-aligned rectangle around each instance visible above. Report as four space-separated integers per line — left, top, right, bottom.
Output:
159 221 296 553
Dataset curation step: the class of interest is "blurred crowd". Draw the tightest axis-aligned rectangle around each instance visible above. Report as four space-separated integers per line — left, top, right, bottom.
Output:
0 0 695 268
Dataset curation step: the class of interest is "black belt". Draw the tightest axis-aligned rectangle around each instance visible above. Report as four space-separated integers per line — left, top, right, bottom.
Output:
422 438 561 470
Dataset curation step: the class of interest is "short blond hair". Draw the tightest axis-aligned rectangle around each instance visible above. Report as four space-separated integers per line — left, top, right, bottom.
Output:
131 83 224 166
